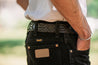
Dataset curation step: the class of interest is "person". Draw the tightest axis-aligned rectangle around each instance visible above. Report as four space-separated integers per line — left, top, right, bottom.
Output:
17 0 92 65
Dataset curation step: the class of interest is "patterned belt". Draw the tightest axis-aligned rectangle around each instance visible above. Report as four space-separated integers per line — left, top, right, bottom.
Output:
27 20 76 34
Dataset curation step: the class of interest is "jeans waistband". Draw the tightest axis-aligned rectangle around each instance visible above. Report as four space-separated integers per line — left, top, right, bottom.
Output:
27 20 77 34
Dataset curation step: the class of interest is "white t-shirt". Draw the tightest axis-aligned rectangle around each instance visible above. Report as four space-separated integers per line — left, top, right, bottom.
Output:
25 0 87 22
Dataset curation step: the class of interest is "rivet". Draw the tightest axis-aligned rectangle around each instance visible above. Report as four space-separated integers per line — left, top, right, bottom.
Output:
70 50 73 53
28 46 30 49
56 44 59 47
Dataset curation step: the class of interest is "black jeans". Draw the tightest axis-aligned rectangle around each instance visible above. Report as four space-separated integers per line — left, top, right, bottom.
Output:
25 20 90 65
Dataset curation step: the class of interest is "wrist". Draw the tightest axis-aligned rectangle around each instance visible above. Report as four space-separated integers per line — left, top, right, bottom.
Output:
79 33 93 41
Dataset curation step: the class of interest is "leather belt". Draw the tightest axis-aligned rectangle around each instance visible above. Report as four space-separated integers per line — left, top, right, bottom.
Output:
27 20 77 34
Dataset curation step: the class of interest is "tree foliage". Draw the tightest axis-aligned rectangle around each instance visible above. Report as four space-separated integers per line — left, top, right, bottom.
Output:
87 0 98 18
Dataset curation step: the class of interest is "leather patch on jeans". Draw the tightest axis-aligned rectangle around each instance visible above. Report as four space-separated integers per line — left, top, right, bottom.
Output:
35 48 50 58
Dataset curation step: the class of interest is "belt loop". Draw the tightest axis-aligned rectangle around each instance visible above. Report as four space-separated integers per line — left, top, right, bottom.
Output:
33 21 38 36
55 21 60 39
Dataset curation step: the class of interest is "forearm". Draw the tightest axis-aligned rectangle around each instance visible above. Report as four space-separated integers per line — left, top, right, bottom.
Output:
16 0 29 10
51 0 92 39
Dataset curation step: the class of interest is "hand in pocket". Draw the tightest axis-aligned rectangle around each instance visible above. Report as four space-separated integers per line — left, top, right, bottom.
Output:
73 36 91 65
77 36 91 51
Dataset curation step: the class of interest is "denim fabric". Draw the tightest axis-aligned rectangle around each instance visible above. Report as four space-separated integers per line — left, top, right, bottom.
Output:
25 20 90 65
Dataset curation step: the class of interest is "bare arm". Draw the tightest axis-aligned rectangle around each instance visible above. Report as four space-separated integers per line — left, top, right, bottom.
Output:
51 0 92 50
16 0 29 10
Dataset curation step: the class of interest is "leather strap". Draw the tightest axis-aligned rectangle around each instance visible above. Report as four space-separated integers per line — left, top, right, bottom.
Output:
32 20 60 39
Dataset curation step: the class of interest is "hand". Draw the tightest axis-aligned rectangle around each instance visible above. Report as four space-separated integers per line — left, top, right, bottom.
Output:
77 36 91 51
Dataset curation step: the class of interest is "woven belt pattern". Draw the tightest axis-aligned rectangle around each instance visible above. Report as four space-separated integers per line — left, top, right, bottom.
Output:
27 20 76 33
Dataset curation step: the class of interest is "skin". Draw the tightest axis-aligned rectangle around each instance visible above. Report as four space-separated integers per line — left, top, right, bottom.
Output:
16 0 29 10
17 0 91 51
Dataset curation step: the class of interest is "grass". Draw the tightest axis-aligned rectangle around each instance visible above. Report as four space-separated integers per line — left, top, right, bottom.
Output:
0 39 25 55
91 30 98 42
0 39 24 47
90 30 98 53
0 29 26 55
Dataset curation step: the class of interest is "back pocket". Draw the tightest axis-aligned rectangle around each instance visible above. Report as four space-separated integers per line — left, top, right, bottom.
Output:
25 41 62 65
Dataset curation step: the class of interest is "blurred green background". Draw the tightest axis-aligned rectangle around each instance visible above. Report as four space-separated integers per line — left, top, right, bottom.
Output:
0 0 98 65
